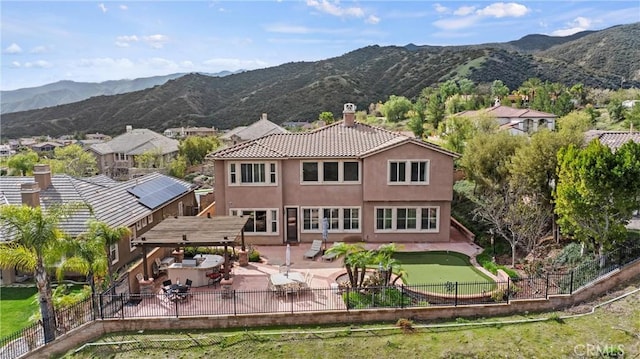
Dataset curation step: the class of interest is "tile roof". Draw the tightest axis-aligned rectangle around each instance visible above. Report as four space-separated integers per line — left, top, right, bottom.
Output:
211 121 459 159
89 128 178 155
0 172 193 238
220 118 289 141
590 131 640 151
455 105 556 119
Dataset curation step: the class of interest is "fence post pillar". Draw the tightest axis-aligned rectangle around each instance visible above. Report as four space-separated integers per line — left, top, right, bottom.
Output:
569 271 574 294
99 294 104 320
506 278 510 304
545 274 549 299
454 282 458 307
346 287 350 311
233 290 237 316
120 294 125 320
401 284 405 309
175 296 179 318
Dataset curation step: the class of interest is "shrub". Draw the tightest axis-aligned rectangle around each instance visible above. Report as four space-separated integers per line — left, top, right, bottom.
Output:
248 248 261 262
396 318 415 333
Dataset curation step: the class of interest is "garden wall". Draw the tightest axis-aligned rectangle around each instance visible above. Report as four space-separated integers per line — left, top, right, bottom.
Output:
26 257 640 359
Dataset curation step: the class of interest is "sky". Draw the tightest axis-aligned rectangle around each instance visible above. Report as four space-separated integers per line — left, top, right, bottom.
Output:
1 1 639 91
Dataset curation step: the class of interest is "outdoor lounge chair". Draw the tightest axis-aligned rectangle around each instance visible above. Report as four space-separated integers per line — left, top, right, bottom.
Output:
303 240 323 259
321 242 342 262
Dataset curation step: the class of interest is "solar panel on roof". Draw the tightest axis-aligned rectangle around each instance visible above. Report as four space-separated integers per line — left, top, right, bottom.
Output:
127 177 189 209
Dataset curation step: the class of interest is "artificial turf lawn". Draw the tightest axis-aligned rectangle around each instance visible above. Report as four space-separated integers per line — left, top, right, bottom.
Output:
393 251 494 286
0 286 38 337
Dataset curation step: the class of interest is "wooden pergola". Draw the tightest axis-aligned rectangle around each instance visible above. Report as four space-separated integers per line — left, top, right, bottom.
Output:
131 216 248 280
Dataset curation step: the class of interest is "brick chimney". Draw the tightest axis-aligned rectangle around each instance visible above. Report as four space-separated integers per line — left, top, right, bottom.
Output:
343 103 356 127
33 164 52 190
261 113 268 121
20 183 41 208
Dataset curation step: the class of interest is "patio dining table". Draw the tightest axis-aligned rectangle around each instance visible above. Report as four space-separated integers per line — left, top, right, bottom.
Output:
269 272 305 287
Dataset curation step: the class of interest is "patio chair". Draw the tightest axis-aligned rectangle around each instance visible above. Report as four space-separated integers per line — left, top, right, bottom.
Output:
207 272 222 287
303 240 323 260
321 242 342 262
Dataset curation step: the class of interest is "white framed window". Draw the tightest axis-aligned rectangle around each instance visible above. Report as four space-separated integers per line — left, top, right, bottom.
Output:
230 208 279 235
109 243 119 264
129 226 137 252
301 160 360 184
147 214 153 224
343 208 360 230
141 216 148 227
178 201 184 216
115 153 128 161
136 220 142 230
302 206 361 233
388 160 430 185
375 206 439 232
303 208 320 230
229 162 277 185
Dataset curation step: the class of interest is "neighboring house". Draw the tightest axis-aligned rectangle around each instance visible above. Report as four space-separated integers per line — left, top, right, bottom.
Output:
585 130 640 230
585 130 640 151
86 133 111 141
454 101 556 135
209 103 459 245
0 164 198 284
0 144 13 157
164 126 217 139
89 126 179 180
30 141 64 153
220 113 289 146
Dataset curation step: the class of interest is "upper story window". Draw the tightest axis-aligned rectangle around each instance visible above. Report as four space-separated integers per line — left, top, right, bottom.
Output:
229 162 277 186
388 160 429 185
301 160 360 184
115 153 128 161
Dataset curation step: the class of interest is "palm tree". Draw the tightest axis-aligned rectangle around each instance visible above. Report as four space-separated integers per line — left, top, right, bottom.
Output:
84 220 131 287
325 242 364 288
53 231 108 296
0 203 84 343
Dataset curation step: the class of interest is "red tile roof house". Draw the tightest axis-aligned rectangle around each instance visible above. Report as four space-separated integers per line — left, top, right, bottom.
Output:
209 103 460 246
454 102 556 135
0 164 197 284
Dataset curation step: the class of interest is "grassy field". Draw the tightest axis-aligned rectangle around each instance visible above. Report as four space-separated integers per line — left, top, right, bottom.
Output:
0 287 38 338
63 281 640 359
393 251 494 285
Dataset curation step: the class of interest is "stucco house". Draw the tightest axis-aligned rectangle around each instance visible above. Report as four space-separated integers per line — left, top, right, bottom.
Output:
454 101 556 135
0 164 197 284
209 103 459 246
220 113 289 146
89 126 179 180
164 126 217 139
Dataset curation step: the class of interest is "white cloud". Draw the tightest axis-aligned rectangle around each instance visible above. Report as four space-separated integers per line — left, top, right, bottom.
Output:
181 61 195 68
433 16 478 30
143 34 169 49
24 60 53 68
454 6 476 16
366 15 380 25
115 35 139 47
98 3 108 13
265 23 348 35
30 45 49 54
202 58 268 70
476 2 529 18
434 3 449 14
119 5 128 11
77 57 135 69
551 17 593 36
4 43 23 54
306 0 364 18
10 61 21 68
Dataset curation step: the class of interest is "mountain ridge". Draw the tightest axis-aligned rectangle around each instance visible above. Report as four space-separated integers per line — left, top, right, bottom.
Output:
1 23 638 138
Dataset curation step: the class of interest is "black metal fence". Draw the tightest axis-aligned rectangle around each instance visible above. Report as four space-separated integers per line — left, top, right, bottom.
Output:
2 244 639 358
